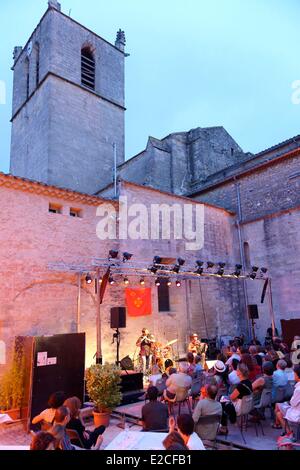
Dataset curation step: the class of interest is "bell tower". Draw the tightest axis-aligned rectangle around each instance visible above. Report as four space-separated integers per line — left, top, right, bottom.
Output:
10 0 126 194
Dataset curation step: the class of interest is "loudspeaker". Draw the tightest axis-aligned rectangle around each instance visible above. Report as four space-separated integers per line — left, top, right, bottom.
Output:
110 307 126 328
248 304 259 320
120 355 134 370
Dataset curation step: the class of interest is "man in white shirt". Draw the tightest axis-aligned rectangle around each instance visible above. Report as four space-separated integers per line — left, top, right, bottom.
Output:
169 414 205 450
165 362 192 399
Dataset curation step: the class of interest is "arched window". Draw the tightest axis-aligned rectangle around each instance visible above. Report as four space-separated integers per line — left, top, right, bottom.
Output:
25 58 30 99
243 242 251 269
81 47 95 90
34 43 40 87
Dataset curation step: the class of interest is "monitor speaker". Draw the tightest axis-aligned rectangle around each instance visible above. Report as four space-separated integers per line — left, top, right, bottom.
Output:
110 307 126 329
248 304 259 320
120 355 134 370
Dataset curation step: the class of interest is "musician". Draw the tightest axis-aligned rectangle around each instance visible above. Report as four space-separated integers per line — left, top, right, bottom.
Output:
136 328 155 373
188 334 208 368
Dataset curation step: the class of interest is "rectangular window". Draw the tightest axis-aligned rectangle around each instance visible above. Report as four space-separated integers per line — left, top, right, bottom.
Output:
158 278 170 312
49 203 62 214
70 208 82 218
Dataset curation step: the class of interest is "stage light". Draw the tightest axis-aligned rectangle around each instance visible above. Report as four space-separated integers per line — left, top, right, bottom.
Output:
176 280 181 287
172 265 180 274
252 266 259 272
195 267 204 275
249 273 257 280
153 256 162 264
261 267 268 274
149 266 158 274
232 264 242 278
109 276 115 285
216 262 226 277
140 278 145 286
99 277 103 284
177 258 185 266
167 279 172 287
196 260 204 267
123 277 129 285
85 274 92 284
123 252 133 262
207 261 215 269
155 278 161 286
109 250 119 259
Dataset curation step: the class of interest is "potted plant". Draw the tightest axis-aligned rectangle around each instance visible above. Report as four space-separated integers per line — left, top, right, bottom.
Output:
0 340 25 420
85 363 122 427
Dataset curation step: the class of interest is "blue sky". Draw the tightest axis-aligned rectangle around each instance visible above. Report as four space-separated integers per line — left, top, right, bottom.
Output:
1 0 300 173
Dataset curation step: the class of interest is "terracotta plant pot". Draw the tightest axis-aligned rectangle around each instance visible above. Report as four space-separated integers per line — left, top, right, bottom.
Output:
93 411 111 428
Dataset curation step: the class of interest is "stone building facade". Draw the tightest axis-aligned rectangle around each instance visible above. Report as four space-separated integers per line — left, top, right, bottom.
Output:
2 1 299 368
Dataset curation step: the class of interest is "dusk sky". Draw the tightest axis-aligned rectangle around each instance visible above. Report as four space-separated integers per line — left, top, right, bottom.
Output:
1 0 300 173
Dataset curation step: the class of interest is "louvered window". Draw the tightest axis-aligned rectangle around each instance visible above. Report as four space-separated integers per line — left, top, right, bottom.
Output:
81 48 95 90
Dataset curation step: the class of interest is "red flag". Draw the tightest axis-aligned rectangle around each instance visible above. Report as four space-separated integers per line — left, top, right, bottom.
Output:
100 267 110 304
125 288 152 317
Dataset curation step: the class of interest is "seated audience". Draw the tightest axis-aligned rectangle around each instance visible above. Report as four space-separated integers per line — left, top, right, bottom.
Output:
169 414 205 450
249 345 263 368
30 431 56 450
149 365 162 387
252 361 274 407
142 386 169 431
192 384 222 440
225 346 241 367
163 431 189 450
194 355 203 376
272 360 288 400
32 391 66 428
274 365 300 432
50 406 74 450
164 359 174 375
164 362 192 400
240 353 261 381
284 357 295 382
64 396 105 449
228 358 241 387
187 352 196 376
211 360 229 398
219 363 253 435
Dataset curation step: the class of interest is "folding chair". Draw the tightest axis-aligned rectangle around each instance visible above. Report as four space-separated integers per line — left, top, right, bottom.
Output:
253 389 272 436
66 429 85 448
236 395 253 444
195 414 221 449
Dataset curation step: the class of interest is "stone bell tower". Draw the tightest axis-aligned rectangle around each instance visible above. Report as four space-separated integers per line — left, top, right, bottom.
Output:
10 0 126 194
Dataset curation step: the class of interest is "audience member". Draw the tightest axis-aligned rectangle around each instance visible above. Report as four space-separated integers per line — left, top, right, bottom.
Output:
169 414 205 450
64 396 105 449
272 360 288 397
30 431 56 450
192 384 222 440
274 365 300 432
194 355 203 376
228 358 241 386
187 352 196 376
164 362 192 400
163 431 189 450
240 353 261 381
32 391 66 428
225 347 241 367
249 345 263 368
149 365 162 387
252 361 274 407
142 386 169 431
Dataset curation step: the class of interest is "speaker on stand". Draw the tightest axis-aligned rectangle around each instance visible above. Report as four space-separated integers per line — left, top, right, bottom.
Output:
110 307 126 368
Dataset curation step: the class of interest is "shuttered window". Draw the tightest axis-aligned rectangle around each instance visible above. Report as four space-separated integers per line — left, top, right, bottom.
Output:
81 47 95 90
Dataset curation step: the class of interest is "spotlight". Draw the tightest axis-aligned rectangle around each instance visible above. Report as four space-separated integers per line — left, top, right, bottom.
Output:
123 277 129 285
149 266 158 274
155 278 161 287
195 267 204 275
249 273 257 280
232 264 242 278
261 267 268 274
252 266 259 272
153 256 162 265
140 278 145 286
123 252 133 262
99 277 103 284
109 250 119 259
109 276 115 285
172 265 180 274
207 261 215 269
177 258 185 266
85 274 92 284
216 262 226 277
167 279 172 287
196 260 204 267
176 280 181 287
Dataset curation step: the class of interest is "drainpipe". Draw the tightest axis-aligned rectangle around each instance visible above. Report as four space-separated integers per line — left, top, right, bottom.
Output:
234 178 252 340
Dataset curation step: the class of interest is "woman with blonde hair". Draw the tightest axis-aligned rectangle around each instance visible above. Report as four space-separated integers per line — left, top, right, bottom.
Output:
64 396 105 449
